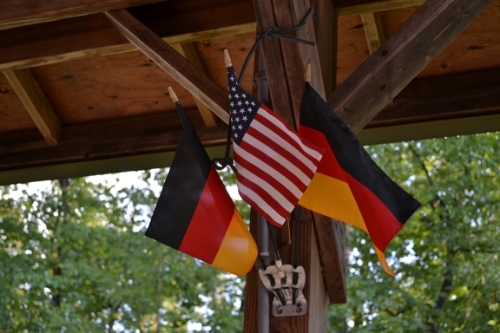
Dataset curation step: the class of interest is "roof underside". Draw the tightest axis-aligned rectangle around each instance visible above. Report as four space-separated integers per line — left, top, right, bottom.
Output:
1 0 500 184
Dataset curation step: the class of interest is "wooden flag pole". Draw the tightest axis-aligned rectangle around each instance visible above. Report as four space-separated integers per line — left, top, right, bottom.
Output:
305 63 311 83
167 86 178 103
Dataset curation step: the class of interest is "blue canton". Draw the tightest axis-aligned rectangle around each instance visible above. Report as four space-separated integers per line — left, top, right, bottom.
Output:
227 67 260 145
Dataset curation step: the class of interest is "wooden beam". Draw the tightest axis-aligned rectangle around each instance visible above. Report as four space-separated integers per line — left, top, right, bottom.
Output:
0 110 227 172
171 43 217 127
0 2 257 71
244 0 346 331
361 12 385 54
0 0 166 31
104 9 230 123
337 0 426 17
312 0 337 96
3 68 498 175
327 0 495 134
359 113 500 145
3 69 61 145
369 69 500 128
0 0 428 72
0 146 227 186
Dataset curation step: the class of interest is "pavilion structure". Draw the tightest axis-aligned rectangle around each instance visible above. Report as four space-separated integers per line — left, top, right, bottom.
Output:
1 0 500 332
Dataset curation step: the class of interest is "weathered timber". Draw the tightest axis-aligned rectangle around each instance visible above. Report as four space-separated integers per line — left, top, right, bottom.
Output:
104 9 230 123
171 43 217 127
0 0 430 72
312 0 337 97
3 69 61 145
369 69 500 128
272 0 348 307
0 0 166 31
0 1 257 71
337 0 425 16
328 0 495 134
3 68 498 172
361 12 385 54
245 0 345 331
0 111 227 172
242 209 260 333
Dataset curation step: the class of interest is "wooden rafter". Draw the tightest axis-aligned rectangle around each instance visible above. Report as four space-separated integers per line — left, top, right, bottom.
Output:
0 110 227 172
337 0 426 17
0 0 428 72
361 12 385 54
3 69 61 145
0 0 167 31
2 69 498 174
312 0 337 96
104 9 230 123
327 0 495 135
171 43 217 127
0 2 257 71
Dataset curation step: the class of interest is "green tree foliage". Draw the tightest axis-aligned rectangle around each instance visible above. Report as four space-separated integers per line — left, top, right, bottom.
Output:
0 171 243 332
329 132 500 332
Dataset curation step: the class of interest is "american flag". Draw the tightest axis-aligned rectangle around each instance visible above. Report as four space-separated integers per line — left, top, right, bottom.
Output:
227 66 323 227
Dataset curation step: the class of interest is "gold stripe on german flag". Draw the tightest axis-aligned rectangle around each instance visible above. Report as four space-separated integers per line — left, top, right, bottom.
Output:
298 83 421 276
146 101 257 276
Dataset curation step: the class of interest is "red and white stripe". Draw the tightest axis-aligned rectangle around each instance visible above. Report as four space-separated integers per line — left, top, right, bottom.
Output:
234 105 323 226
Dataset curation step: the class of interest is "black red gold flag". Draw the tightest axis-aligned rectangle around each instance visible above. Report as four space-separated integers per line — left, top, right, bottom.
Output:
298 82 421 275
146 100 257 276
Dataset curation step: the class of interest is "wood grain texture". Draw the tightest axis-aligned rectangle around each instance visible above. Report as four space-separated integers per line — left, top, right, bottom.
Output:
361 12 385 54
0 110 227 171
265 211 328 333
242 209 260 333
368 69 500 128
0 1 257 71
0 74 36 132
104 9 230 123
312 215 347 304
337 0 425 17
172 43 217 127
0 0 167 31
312 0 337 97
327 0 495 134
246 0 347 331
3 69 61 145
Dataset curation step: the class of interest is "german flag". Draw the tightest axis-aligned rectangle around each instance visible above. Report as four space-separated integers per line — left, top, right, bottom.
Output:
298 83 421 275
145 100 257 276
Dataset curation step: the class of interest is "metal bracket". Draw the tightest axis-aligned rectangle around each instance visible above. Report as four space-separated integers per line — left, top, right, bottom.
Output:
258 264 307 317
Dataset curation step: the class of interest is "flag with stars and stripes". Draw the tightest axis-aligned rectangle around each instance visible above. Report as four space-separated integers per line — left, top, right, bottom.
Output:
227 66 323 227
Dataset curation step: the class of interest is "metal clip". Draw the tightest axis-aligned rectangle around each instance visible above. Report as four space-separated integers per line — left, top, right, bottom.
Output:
258 264 307 317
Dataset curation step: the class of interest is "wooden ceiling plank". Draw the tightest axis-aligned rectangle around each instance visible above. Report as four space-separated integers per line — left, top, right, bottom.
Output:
370 69 500 128
3 68 497 172
0 0 430 71
312 0 337 97
172 42 217 127
0 0 427 72
103 9 230 124
0 110 227 172
337 0 426 17
0 0 167 31
0 2 257 72
327 0 495 135
361 12 386 54
3 69 61 145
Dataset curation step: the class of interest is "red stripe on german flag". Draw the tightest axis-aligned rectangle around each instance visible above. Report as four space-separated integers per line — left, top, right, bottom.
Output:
146 101 257 276
180 168 257 275
298 83 420 275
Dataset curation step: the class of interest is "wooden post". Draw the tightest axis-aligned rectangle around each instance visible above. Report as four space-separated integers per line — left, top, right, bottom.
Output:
243 0 346 332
